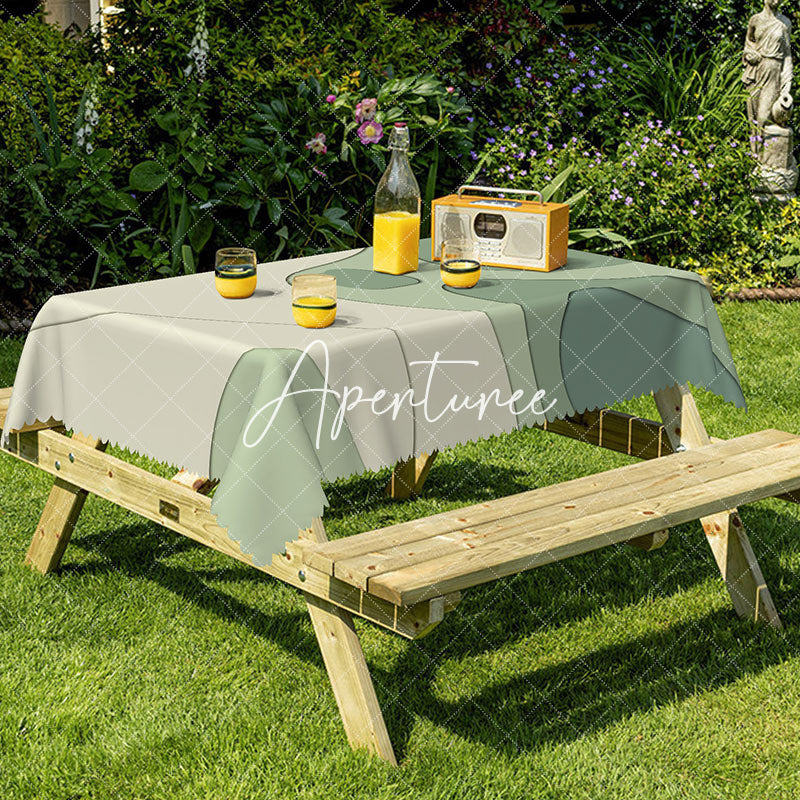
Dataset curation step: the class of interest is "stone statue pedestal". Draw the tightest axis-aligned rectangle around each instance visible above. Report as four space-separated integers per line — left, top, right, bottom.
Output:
754 124 798 204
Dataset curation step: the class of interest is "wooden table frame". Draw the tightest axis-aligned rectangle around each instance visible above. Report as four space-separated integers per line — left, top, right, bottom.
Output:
0 384 786 766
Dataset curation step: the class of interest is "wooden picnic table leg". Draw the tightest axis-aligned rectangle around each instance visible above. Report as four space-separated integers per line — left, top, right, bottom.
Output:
25 433 107 575
653 384 782 628
301 518 397 765
386 451 438 500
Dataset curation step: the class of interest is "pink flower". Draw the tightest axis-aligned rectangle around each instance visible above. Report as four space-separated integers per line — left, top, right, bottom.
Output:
305 132 327 155
446 86 454 93
357 120 383 144
355 97 377 123
325 94 336 103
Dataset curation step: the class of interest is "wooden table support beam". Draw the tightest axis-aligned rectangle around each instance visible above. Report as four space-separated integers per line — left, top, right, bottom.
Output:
25 433 107 574
301 519 397 765
653 383 782 628
5 426 456 640
386 451 438 500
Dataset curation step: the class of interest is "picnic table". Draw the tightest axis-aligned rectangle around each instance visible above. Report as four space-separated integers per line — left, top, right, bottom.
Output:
3 240 800 765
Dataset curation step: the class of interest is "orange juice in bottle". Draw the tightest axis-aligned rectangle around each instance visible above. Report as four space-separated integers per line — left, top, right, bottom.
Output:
373 122 421 274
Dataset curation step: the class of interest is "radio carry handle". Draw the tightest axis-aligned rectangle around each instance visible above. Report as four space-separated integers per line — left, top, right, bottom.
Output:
456 185 544 204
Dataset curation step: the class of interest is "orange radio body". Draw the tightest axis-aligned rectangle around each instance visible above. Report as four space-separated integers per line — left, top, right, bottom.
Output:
431 185 569 272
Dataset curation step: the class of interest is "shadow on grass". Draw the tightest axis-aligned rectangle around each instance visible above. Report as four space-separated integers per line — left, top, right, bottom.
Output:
64 499 800 761
321 457 540 526
65 523 320 663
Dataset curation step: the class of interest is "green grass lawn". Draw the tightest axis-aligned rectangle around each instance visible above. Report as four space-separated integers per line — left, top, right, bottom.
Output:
1 301 800 799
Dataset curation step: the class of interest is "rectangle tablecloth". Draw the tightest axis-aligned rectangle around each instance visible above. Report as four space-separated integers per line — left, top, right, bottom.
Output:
3 240 744 567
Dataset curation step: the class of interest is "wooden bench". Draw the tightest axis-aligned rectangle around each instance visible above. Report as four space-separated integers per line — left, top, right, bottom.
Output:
2 383 800 766
295 429 800 609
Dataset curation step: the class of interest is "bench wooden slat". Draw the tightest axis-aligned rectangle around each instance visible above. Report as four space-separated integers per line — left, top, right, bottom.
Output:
369 439 800 605
297 431 800 606
301 430 793 577
330 433 800 591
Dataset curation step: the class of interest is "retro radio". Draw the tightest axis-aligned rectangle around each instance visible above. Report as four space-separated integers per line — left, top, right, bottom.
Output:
431 185 569 272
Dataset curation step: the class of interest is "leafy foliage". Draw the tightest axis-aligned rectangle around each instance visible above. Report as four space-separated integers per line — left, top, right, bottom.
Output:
477 120 795 292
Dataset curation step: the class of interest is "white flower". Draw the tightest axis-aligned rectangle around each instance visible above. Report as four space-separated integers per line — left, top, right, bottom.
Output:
76 73 99 154
185 3 210 80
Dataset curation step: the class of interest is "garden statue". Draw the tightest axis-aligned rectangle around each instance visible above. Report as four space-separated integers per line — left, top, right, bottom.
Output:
742 0 797 202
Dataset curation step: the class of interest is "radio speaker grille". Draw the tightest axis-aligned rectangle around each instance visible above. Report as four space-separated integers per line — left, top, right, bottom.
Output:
503 217 545 261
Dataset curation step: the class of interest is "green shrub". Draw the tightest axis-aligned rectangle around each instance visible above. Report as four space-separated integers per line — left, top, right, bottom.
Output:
476 120 795 292
0 14 98 160
0 3 472 301
216 72 475 258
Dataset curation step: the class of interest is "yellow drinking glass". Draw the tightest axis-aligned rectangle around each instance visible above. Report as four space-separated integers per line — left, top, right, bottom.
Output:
440 239 481 288
215 248 257 298
292 274 337 328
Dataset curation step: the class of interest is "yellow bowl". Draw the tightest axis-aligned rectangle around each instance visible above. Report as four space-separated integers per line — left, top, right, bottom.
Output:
292 296 337 328
441 260 481 289
215 266 257 299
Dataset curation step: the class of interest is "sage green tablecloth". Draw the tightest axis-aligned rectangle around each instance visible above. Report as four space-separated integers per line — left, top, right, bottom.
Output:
4 240 744 567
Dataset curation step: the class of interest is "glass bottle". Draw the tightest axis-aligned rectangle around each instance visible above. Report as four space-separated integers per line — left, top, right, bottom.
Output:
372 122 421 274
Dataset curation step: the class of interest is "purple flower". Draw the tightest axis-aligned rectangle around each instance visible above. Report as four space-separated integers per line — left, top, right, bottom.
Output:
357 120 383 145
466 116 474 122
355 97 377 124
305 132 327 155
470 150 478 160
325 94 336 103
576 111 584 117
622 63 629 69
516 126 523 134
651 170 658 177
520 169 527 176
487 137 496 144
697 114 704 121
499 146 506 152
485 62 493 69
625 196 633 205
503 125 511 132
544 81 552 88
